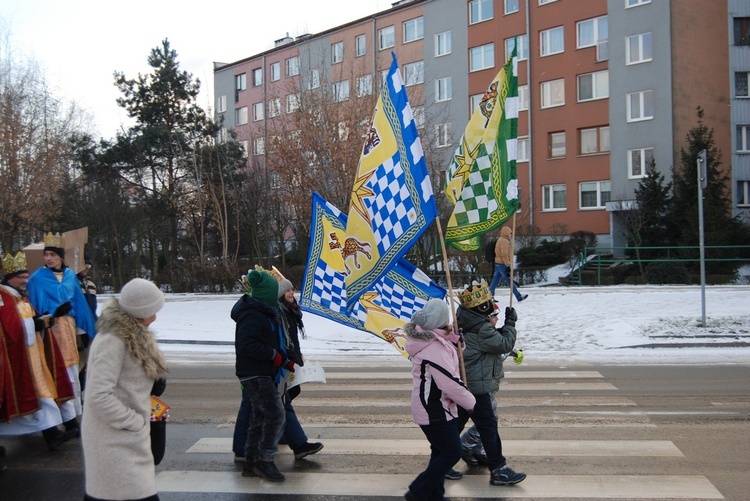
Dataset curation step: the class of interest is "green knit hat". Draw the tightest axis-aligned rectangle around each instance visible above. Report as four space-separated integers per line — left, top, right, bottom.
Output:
245 269 279 306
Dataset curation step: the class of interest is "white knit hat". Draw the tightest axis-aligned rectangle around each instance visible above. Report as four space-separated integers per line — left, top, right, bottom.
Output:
119 278 165 319
277 278 293 299
411 298 450 330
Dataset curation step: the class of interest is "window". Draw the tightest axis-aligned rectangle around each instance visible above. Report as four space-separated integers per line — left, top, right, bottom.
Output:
357 74 373 97
239 139 247 155
738 181 750 206
413 106 425 129
540 26 564 56
404 17 424 43
216 95 227 113
577 16 607 49
307 69 320 90
577 70 609 101
267 98 281 118
505 35 528 61
332 42 344 64
626 0 651 7
580 181 611 209
470 43 495 71
626 32 653 64
356 34 367 57
436 77 452 102
737 125 750 152
252 102 264 121
539 0 559 4
628 147 654 178
469 0 493 24
235 73 247 91
269 62 280 82
470 94 483 113
235 106 248 125
580 126 610 155
404 61 424 86
253 138 265 156
436 31 452 56
735 18 750 45
549 131 566 158
541 78 565 108
517 136 529 162
379 26 395 50
627 90 654 122
518 85 529 111
286 93 299 113
436 123 451 147
286 56 299 77
332 80 350 102
736 72 749 98
252 68 263 87
543 184 566 211
505 0 519 14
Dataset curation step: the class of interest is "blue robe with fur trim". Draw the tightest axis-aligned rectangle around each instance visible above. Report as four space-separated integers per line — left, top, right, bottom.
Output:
27 266 97 338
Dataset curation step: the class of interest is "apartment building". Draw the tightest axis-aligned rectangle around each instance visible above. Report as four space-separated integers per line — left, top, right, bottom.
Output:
214 0 738 248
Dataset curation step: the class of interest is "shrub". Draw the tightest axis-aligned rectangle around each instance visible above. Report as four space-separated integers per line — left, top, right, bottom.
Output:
517 239 568 267
645 262 691 284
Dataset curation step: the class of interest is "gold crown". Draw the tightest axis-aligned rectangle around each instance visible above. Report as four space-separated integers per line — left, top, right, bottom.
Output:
44 232 65 248
268 265 286 282
2 252 28 275
240 264 272 293
458 279 493 309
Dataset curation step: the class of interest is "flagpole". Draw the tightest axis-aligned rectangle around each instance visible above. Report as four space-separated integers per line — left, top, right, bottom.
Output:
508 212 518 309
435 216 468 383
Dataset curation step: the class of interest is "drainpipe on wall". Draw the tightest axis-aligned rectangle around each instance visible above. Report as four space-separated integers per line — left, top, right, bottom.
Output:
525 0 534 232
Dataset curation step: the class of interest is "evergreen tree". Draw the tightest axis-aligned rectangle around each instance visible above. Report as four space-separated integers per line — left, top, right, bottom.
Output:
634 162 672 249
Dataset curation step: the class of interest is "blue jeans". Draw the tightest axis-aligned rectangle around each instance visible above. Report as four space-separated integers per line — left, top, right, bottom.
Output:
233 386 307 456
457 392 506 472
489 263 523 301
408 419 462 501
238 377 285 462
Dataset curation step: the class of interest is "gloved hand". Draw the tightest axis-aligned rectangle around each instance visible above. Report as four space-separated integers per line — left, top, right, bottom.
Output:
457 328 465 349
504 306 517 327
54 301 72 317
513 349 524 365
151 378 167 396
33 314 54 331
272 352 295 372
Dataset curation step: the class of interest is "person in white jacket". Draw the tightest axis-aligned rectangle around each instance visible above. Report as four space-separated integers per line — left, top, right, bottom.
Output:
403 299 475 501
81 278 168 501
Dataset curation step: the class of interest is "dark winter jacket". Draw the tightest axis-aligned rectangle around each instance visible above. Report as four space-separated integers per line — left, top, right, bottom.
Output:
457 305 516 395
279 299 304 367
232 294 285 381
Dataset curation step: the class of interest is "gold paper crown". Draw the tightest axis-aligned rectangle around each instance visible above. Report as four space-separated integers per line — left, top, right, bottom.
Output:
44 232 65 248
240 264 278 293
268 265 286 282
2 252 28 275
458 279 493 309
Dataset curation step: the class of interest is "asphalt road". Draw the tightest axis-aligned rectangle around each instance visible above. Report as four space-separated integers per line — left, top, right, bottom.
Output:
1 359 749 500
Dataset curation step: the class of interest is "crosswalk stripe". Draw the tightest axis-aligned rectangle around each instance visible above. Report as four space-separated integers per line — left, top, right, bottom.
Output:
322 370 605 380
299 382 618 391
187 438 683 457
155 471 723 499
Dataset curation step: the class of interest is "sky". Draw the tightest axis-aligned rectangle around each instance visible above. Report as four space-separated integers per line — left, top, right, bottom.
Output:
147 264 750 367
0 0 387 139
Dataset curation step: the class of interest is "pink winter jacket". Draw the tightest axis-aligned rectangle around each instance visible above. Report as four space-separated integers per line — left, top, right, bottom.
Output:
404 324 476 425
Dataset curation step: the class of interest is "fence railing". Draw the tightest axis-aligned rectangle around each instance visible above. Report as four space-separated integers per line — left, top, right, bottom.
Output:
571 245 750 286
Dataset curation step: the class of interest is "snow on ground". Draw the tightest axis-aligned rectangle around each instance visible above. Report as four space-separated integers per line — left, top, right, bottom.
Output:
134 275 750 366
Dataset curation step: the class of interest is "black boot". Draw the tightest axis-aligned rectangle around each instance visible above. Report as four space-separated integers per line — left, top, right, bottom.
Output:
63 418 80 437
42 427 75 451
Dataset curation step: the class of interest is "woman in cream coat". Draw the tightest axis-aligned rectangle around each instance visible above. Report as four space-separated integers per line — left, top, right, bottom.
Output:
81 278 168 501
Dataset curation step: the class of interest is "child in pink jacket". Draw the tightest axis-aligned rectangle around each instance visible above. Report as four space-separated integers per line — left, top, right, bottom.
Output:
403 299 475 501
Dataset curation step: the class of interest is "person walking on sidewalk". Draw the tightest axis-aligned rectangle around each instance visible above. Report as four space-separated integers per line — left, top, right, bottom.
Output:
456 280 526 487
232 268 294 482
403 299 476 501
488 226 527 302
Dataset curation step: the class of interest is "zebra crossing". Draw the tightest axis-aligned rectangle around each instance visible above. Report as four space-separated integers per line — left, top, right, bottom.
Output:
155 365 725 499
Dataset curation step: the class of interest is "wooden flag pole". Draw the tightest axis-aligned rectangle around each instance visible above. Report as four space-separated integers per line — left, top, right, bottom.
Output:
434 216 467 384
507 212 518 309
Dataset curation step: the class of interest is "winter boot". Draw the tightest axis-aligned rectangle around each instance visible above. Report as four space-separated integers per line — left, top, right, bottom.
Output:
490 465 527 485
252 460 285 482
42 427 75 451
292 442 323 459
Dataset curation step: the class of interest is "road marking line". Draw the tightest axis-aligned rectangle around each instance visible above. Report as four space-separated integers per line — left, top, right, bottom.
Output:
156 471 722 498
297 382 618 391
322 371 605 380
187 438 683 457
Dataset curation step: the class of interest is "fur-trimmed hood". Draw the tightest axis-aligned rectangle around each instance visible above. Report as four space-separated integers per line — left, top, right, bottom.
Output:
96 298 168 379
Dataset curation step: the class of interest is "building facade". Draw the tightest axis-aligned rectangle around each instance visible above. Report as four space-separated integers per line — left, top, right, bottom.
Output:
214 0 741 248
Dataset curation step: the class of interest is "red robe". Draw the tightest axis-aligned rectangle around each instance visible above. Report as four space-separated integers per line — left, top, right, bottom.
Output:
0 287 73 422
